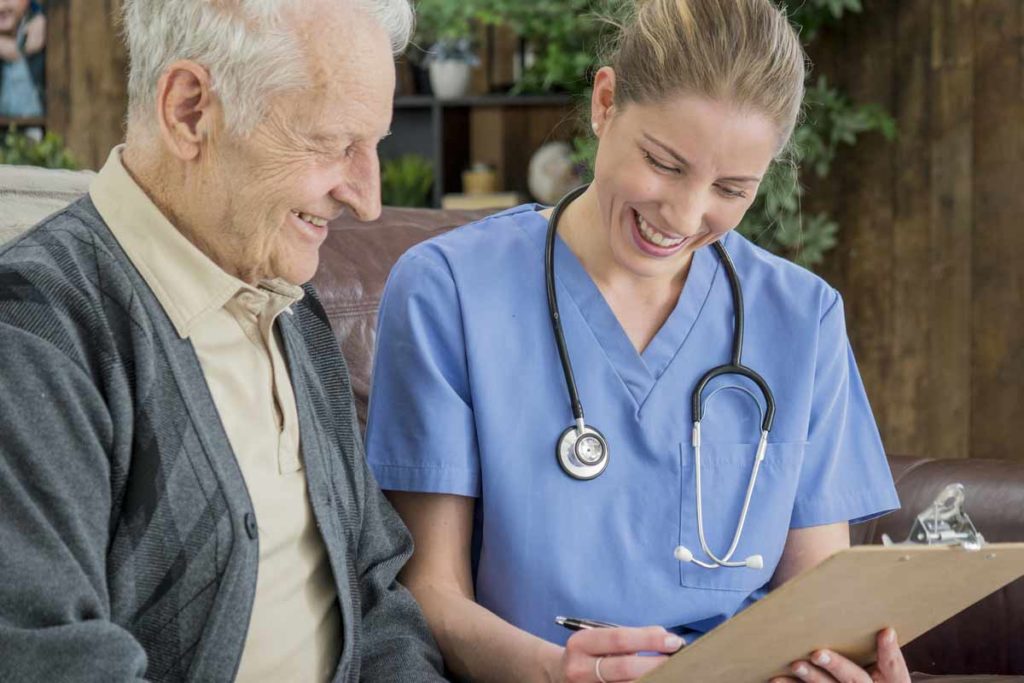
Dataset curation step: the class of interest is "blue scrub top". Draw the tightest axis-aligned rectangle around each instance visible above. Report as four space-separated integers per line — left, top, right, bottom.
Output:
365 204 899 645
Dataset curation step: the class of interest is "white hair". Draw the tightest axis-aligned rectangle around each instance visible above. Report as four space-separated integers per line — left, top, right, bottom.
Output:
122 0 413 135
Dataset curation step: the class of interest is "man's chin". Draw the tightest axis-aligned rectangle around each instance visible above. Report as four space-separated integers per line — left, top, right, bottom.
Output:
275 257 320 286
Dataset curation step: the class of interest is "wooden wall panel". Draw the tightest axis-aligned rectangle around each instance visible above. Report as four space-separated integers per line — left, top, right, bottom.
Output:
820 1 898 450
45 0 127 170
927 0 975 460
970 0 1024 461
888 0 934 455
44 0 71 140
814 0 1022 462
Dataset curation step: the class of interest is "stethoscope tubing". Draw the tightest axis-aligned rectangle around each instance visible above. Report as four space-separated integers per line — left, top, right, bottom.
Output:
545 184 591 427
545 184 778 570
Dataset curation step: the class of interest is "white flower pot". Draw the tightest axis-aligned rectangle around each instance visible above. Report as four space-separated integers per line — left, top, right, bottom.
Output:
429 60 472 100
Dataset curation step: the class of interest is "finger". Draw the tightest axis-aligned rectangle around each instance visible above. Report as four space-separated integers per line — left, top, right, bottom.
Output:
804 650 873 683
787 660 838 683
566 626 685 656
596 653 670 682
874 628 911 682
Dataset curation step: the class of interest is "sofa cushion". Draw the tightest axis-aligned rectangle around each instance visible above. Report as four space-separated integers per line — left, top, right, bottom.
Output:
0 165 94 245
312 207 491 429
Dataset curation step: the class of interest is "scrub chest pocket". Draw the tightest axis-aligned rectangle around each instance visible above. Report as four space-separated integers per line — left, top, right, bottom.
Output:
676 440 806 592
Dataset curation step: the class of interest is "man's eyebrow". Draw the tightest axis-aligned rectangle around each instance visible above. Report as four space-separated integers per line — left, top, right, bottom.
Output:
642 132 762 183
312 128 392 145
309 131 347 145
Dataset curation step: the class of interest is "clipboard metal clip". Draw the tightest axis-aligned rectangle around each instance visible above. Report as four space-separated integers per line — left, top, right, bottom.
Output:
882 483 986 551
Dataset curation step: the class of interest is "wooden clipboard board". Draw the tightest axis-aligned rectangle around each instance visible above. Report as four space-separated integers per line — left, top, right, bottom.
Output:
640 543 1024 682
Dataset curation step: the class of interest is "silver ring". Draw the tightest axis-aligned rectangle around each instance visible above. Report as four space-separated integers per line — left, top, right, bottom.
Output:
595 655 609 683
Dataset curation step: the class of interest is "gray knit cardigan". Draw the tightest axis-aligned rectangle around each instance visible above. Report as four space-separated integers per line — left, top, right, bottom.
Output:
0 197 446 682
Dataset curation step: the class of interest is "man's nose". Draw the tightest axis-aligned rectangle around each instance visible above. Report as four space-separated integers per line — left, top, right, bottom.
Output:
330 153 382 223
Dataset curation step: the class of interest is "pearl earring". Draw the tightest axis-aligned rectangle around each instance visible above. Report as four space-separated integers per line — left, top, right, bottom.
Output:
591 121 599 134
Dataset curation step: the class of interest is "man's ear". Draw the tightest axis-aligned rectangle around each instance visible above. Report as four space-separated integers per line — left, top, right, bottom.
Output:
155 60 218 161
590 66 618 138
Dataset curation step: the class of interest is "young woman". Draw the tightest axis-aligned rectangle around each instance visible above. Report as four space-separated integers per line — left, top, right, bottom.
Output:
366 1 908 681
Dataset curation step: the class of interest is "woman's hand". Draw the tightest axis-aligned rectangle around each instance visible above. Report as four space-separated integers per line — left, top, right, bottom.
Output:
556 626 684 683
770 628 910 683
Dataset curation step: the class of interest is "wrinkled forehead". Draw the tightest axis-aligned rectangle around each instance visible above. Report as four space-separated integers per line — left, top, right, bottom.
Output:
295 2 393 87
274 2 396 135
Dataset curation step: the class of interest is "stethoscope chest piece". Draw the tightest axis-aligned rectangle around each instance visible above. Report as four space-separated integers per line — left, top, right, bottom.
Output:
556 424 610 480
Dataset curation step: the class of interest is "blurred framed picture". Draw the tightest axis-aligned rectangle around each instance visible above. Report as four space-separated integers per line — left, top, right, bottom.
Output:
0 0 46 121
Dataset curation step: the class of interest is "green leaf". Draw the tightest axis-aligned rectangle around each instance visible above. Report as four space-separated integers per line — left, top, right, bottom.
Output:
0 126 78 169
381 154 434 207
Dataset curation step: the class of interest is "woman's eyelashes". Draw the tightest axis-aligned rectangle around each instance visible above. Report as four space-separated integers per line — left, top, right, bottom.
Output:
642 149 680 175
715 185 748 199
642 149 750 200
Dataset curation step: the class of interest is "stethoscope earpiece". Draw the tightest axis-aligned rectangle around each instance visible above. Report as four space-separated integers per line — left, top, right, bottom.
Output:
674 544 764 570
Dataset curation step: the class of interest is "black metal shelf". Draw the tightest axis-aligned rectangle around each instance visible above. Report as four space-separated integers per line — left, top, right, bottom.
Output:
384 93 576 207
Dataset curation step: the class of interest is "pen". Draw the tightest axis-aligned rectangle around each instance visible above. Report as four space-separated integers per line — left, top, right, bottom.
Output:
555 616 622 631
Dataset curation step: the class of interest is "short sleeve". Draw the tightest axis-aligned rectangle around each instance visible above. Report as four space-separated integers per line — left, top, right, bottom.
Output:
790 290 900 528
364 249 481 497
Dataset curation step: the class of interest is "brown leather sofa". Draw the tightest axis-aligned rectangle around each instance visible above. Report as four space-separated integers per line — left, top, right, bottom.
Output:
314 207 1024 681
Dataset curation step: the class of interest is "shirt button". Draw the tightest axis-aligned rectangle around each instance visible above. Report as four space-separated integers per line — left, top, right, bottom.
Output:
244 512 258 540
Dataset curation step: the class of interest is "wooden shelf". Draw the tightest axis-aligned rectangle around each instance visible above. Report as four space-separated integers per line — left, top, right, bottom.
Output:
0 117 46 128
384 94 578 207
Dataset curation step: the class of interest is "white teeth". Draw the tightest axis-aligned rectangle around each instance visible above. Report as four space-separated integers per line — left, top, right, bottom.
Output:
636 212 685 248
292 211 329 228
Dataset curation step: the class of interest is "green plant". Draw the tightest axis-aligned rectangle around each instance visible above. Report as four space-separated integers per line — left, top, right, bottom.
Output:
474 0 605 94
412 0 478 51
381 154 434 208
0 127 78 169
413 0 607 92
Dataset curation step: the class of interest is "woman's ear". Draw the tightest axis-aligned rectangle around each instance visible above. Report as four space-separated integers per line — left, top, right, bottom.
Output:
155 60 219 162
590 66 618 137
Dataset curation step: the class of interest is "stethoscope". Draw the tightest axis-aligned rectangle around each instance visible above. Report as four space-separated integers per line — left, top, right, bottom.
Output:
545 184 776 570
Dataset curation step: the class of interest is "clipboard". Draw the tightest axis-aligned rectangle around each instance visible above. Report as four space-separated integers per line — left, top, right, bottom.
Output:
639 542 1024 682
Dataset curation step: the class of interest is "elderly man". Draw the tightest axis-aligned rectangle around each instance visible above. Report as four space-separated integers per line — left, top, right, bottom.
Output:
0 1 445 681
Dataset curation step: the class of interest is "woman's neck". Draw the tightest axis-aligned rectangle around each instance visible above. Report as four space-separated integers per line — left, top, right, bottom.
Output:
552 185 692 353
556 184 690 304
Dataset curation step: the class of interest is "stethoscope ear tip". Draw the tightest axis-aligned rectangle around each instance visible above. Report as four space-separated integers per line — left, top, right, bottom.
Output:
674 545 763 570
674 545 694 563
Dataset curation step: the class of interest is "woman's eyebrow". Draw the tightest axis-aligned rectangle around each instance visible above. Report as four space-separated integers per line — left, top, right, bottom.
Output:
643 133 692 169
642 132 762 183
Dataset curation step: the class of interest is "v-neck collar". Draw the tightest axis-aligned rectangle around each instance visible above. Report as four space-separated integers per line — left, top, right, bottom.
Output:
548 219 723 408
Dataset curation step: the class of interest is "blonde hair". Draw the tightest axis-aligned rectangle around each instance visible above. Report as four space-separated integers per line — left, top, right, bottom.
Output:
608 0 806 152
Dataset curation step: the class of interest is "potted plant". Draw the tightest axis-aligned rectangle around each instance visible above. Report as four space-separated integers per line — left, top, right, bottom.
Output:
413 0 479 99
381 154 434 208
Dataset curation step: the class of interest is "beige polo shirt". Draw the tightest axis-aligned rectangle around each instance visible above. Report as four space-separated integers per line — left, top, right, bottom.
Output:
90 147 341 682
